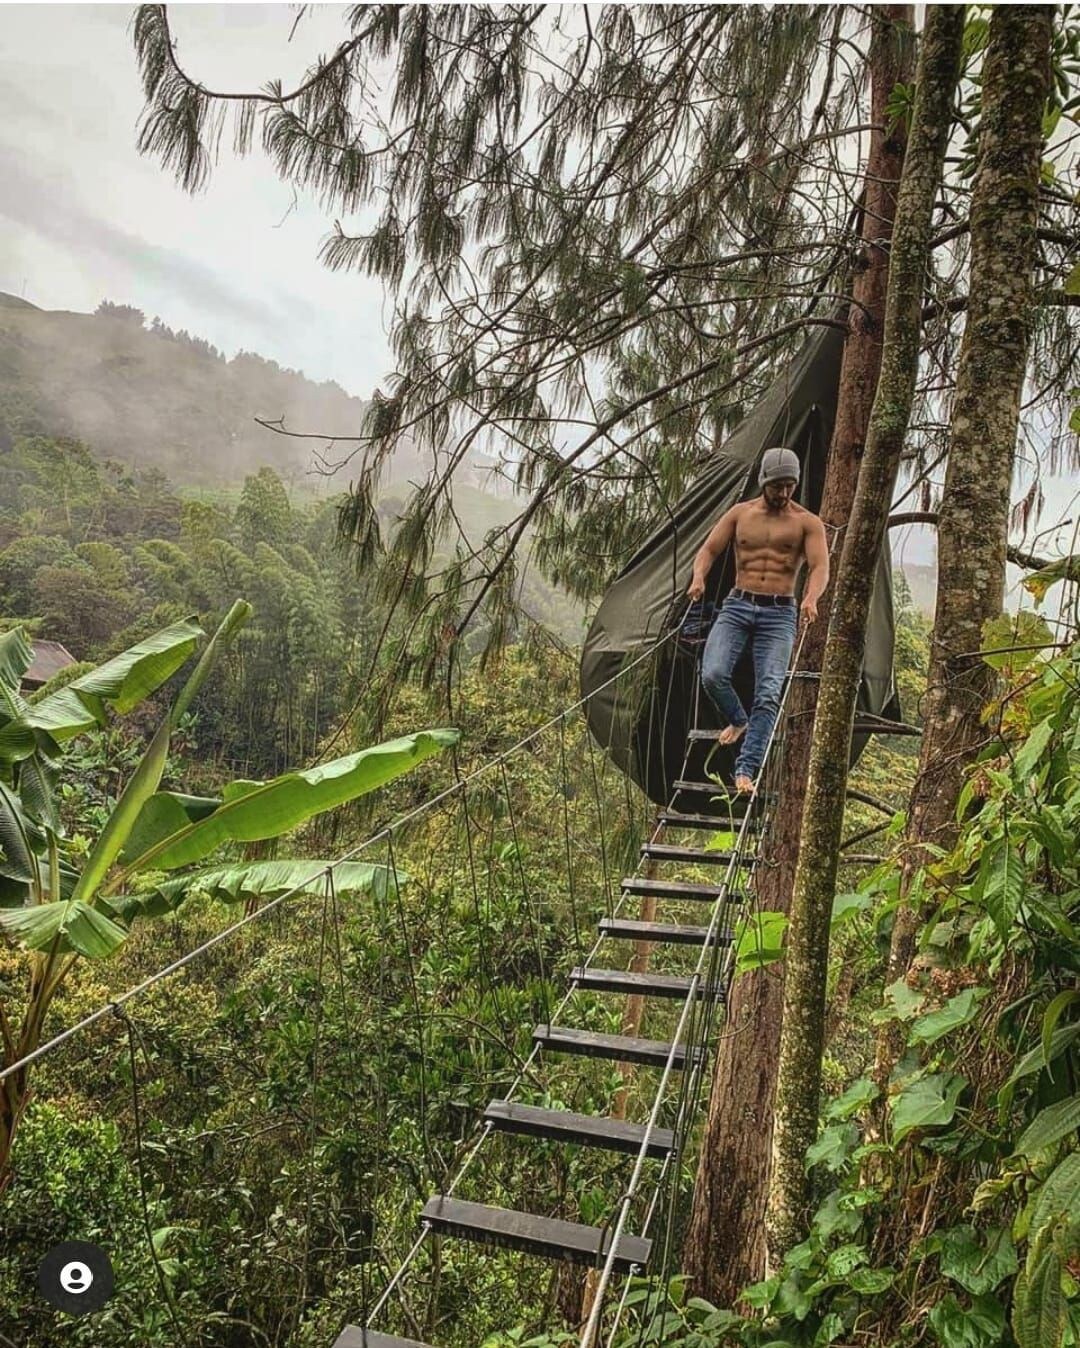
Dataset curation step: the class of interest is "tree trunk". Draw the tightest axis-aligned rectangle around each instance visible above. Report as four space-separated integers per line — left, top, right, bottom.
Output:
874 3 1053 1093
682 5 914 1302
766 6 964 1261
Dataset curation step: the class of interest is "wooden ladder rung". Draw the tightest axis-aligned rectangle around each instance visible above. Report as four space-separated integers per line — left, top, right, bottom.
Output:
621 877 737 902
658 810 762 831
532 1024 699 1069
599 917 732 946
571 967 723 1001
483 1100 674 1157
853 716 922 737
640 842 740 865
333 1331 433 1348
420 1196 651 1271
673 780 777 806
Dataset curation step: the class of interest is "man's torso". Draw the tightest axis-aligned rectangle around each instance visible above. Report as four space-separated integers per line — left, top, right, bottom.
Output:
731 499 810 596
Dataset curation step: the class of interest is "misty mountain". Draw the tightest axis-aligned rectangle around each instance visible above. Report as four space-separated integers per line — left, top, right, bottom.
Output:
0 293 504 494
0 291 585 642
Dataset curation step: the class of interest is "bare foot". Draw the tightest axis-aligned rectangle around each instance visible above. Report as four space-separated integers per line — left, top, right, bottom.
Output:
717 722 747 747
734 773 755 795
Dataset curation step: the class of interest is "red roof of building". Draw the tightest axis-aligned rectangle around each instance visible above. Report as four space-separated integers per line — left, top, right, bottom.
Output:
23 639 77 687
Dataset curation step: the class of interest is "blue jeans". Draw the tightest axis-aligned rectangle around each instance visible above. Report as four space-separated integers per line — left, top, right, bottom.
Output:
701 596 797 781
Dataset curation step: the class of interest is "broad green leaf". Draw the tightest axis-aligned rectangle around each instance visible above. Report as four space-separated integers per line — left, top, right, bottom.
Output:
890 1074 965 1143
109 860 400 921
813 1311 845 1345
0 897 128 958
1026 809 1073 870
981 611 1054 672
0 721 36 764
824 1243 867 1279
740 1276 780 1310
938 1224 1017 1294
0 782 43 901
733 910 787 975
870 977 925 1024
15 738 61 832
120 793 222 865
1065 260 1080 295
1023 555 1080 606
805 1123 858 1173
1025 1151 1080 1246
825 1077 879 1121
831 890 870 929
0 626 33 694
1042 993 1080 1068
0 628 33 723
929 1293 1004 1348
17 617 203 741
1013 1247 1065 1348
812 1189 861 1240
1014 1096 1080 1157
1014 718 1055 782
1003 1023 1080 1094
979 840 1026 939
118 729 459 875
772 1273 812 1320
72 603 249 905
910 988 987 1045
846 1267 894 1294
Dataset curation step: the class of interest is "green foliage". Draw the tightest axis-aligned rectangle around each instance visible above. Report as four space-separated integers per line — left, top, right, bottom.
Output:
1 636 642 1347
1023 554 1080 605
115 728 458 873
614 637 1080 1348
733 910 788 975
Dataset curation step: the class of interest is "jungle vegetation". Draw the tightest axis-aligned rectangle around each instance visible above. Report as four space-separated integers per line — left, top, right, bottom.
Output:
1 4 1079 1348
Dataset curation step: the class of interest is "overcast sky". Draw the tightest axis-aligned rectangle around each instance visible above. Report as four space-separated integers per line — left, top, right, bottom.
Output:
2 4 1076 599
0 4 390 392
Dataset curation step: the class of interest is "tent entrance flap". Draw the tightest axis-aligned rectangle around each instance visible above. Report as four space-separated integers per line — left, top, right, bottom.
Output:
579 323 901 810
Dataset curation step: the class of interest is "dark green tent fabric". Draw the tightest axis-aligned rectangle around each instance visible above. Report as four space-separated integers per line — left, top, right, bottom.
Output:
580 321 901 809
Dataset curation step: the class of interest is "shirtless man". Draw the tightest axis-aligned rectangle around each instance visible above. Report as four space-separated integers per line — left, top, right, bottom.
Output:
686 447 829 793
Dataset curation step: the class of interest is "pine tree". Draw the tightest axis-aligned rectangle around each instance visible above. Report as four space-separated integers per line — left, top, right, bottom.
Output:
134 4 871 690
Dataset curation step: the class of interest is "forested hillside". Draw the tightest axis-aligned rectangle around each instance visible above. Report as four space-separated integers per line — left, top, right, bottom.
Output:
0 293 373 485
0 293 506 497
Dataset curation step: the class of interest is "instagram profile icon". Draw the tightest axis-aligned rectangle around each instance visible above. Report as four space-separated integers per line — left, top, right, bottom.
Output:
38 1241 114 1314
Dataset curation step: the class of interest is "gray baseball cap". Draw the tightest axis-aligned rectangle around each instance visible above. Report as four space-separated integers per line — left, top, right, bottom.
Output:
759 446 801 487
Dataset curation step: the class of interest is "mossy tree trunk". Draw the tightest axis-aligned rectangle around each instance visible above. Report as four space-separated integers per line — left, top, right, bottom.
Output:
765 6 965 1262
874 3 1053 1095
682 6 915 1301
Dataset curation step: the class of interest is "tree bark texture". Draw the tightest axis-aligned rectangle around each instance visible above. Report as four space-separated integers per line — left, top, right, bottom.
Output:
682 6 914 1302
766 6 964 1262
875 3 1053 1091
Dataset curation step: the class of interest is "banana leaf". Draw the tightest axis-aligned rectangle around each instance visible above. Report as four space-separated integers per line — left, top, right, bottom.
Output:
117 728 460 876
0 898 128 958
0 781 44 905
0 628 33 721
16 617 204 741
69 603 250 904
107 860 401 922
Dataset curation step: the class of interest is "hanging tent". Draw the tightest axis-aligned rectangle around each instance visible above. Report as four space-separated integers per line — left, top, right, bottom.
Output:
580 320 901 810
